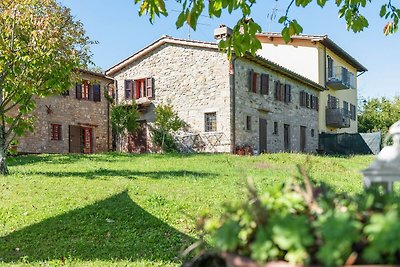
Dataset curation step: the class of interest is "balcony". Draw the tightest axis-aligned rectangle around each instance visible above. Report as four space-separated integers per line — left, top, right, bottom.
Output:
326 107 350 128
326 66 355 90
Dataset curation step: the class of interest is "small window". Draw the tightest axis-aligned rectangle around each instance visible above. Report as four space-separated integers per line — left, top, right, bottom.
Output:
82 80 90 100
246 116 251 131
273 122 278 135
51 124 62 141
311 129 315 137
205 112 217 132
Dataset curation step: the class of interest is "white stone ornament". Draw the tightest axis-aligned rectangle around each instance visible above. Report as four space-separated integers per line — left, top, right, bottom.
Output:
362 120 400 192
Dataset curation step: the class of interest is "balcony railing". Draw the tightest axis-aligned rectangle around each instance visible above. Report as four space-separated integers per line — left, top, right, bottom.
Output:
326 107 350 128
326 66 355 90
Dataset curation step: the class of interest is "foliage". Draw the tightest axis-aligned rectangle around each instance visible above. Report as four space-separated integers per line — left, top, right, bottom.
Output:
189 168 400 266
358 97 400 139
0 0 92 174
0 153 372 266
151 104 184 152
133 0 399 58
111 104 139 135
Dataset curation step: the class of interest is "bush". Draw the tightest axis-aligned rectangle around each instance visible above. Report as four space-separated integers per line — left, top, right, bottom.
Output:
185 168 400 266
151 104 184 153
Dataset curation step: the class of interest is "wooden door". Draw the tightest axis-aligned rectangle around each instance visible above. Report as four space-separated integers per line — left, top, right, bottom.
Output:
259 118 267 153
69 125 82 153
284 124 290 152
82 127 93 154
300 126 306 152
128 121 147 153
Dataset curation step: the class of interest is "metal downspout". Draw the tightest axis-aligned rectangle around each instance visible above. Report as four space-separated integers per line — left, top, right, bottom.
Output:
230 57 238 154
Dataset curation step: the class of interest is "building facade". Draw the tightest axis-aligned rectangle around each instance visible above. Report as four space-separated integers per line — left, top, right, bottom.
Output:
106 36 324 154
16 70 112 154
255 33 367 134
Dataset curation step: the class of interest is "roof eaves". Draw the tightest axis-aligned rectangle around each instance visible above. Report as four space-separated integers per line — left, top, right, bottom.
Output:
320 37 368 72
78 69 113 81
242 54 325 92
106 36 219 76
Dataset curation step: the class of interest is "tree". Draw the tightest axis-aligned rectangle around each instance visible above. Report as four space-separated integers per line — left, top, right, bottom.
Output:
151 104 185 152
133 0 400 58
0 0 92 174
111 104 139 152
358 97 400 140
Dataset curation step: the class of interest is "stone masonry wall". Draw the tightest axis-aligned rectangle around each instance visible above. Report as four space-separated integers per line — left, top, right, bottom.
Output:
113 43 232 153
16 73 111 154
234 58 320 153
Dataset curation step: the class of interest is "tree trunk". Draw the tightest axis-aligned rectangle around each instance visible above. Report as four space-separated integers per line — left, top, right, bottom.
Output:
0 125 8 175
0 146 8 175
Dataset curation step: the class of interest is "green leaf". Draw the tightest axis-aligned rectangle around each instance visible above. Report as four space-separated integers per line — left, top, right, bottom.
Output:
213 219 241 251
380 4 387 17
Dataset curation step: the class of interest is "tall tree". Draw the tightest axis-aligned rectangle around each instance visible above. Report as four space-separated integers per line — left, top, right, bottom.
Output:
358 97 400 139
133 0 400 57
0 0 92 174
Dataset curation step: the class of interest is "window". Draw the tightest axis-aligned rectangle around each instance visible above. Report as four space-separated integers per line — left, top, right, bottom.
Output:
125 78 154 100
300 91 318 110
248 69 260 93
246 116 251 131
274 81 291 103
273 121 278 135
284 84 291 103
327 56 334 79
311 129 315 137
349 72 355 88
51 124 62 140
350 104 356 120
205 112 217 132
343 101 349 117
327 95 339 109
341 67 348 85
261 74 269 95
76 80 100 101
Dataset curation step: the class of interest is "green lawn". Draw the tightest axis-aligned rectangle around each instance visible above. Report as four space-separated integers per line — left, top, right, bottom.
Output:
0 153 373 266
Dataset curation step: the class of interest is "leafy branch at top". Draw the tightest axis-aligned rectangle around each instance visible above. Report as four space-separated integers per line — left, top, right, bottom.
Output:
133 0 399 58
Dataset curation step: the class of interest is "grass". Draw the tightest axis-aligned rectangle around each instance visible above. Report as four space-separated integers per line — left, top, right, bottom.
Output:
0 153 373 266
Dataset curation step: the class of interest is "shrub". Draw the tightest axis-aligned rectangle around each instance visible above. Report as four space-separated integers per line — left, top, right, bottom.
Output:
151 104 184 152
185 168 400 266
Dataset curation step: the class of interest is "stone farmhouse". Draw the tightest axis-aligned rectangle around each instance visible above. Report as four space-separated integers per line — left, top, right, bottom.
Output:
16 69 113 154
255 32 367 134
106 34 325 154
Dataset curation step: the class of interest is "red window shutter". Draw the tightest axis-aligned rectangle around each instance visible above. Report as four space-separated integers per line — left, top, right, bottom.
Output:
76 83 82 99
248 69 254 92
253 72 258 93
134 80 141 99
146 77 154 99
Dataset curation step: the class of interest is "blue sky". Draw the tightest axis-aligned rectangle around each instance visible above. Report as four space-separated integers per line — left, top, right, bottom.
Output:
60 0 399 99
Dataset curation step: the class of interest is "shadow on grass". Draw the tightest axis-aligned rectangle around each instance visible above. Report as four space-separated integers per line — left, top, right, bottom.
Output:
30 169 215 180
8 152 222 167
0 191 196 264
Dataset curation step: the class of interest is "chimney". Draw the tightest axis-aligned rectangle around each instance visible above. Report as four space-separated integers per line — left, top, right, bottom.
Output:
214 24 233 40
